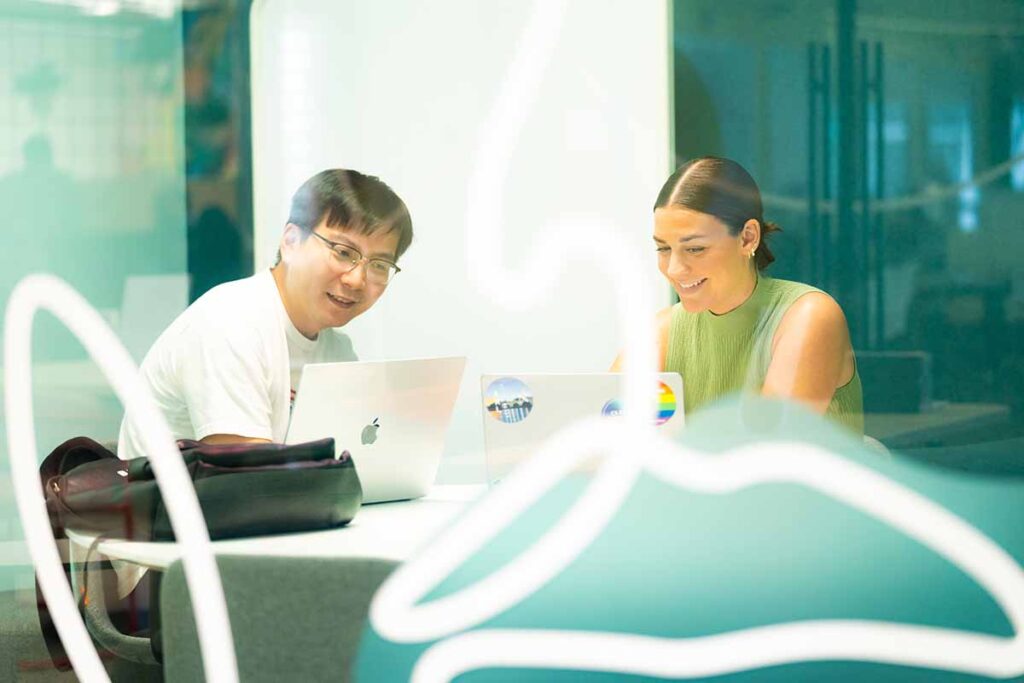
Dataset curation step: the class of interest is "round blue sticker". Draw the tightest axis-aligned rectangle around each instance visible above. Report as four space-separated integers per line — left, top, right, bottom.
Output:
484 377 534 424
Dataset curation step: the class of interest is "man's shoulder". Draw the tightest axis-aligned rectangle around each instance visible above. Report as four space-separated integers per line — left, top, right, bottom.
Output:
145 272 281 359
194 271 274 306
187 271 279 325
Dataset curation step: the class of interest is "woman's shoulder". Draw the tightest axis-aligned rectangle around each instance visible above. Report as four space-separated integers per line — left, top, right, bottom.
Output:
655 304 675 337
656 304 677 324
761 277 847 343
761 276 825 300
762 277 842 316
771 283 848 345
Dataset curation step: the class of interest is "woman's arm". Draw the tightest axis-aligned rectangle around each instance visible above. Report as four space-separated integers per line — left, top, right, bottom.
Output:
609 306 674 372
762 292 856 413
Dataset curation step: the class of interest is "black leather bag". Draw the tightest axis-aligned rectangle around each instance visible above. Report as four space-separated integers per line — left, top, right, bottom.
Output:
36 436 363 670
45 437 363 541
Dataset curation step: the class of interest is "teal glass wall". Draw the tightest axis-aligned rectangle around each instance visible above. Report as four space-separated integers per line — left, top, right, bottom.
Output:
0 1 186 599
672 0 1024 453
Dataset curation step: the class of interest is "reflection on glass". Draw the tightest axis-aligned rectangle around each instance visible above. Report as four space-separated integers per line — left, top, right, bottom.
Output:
671 0 1024 450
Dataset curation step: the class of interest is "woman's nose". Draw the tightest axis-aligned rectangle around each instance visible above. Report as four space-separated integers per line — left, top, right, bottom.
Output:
666 254 689 279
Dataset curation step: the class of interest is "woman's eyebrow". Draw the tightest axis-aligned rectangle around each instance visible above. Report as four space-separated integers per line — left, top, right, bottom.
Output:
679 233 706 243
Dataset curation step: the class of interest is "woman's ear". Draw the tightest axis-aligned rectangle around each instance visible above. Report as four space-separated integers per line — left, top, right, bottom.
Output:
740 219 760 254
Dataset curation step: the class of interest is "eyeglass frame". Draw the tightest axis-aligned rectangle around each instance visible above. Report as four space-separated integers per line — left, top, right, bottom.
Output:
307 230 402 285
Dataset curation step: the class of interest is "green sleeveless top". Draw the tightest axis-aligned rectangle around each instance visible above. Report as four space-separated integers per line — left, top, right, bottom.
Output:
665 277 864 434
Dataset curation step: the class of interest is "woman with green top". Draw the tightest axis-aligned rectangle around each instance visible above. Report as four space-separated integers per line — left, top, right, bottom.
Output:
615 156 863 434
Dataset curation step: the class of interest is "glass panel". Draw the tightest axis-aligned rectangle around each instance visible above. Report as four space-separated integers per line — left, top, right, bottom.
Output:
0 1 186 601
672 0 1024 453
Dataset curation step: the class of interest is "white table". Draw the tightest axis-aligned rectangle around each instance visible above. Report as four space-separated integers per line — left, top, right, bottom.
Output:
62 485 489 671
66 484 485 573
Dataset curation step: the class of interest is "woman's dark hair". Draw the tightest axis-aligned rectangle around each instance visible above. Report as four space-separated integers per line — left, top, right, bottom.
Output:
654 157 780 270
283 168 413 262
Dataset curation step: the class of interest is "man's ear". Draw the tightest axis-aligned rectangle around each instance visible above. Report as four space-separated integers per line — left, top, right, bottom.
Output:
280 223 302 259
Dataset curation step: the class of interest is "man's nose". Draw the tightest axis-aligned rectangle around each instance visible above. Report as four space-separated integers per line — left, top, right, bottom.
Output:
340 260 367 290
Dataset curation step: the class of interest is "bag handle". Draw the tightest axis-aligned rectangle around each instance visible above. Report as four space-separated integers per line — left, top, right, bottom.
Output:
79 538 158 666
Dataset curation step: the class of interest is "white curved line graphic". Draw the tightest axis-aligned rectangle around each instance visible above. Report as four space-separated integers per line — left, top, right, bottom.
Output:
368 0 1024 681
414 621 1022 682
377 424 1024 681
462 0 660 419
372 418 640 641
4 274 238 682
373 0 654 644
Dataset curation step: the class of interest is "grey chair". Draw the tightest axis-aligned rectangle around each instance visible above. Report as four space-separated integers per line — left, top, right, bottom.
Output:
159 555 397 682
0 579 160 682
0 543 163 682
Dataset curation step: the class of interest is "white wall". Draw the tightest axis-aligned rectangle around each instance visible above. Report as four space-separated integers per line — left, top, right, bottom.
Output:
251 0 673 478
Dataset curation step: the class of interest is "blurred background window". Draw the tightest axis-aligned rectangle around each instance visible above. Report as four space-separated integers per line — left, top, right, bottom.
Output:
0 0 252 609
671 0 1024 458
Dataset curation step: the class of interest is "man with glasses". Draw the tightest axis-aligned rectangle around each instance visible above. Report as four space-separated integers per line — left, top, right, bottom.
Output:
117 169 412 459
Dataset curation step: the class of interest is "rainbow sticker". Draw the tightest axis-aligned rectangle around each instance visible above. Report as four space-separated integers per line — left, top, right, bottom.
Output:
655 381 677 425
601 382 677 425
484 377 534 424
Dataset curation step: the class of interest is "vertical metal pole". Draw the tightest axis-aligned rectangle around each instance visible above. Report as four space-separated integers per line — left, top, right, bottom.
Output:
860 40 872 347
837 0 863 348
808 43 820 288
235 0 255 276
822 45 833 293
874 41 886 349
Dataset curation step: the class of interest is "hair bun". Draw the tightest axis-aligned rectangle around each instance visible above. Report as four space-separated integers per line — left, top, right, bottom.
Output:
755 220 780 270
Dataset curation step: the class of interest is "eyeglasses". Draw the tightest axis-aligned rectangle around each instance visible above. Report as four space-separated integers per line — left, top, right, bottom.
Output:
309 231 401 286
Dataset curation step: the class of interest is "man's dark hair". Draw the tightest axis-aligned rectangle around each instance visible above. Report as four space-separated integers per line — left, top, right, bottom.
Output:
280 169 413 263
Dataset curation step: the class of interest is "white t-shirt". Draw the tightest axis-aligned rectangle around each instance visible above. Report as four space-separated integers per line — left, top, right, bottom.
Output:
117 270 357 460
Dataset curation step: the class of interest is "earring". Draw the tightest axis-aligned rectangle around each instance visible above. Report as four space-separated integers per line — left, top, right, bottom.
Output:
750 249 756 259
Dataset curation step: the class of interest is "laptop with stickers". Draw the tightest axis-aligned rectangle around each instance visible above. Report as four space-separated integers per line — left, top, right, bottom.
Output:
286 356 466 503
479 372 684 485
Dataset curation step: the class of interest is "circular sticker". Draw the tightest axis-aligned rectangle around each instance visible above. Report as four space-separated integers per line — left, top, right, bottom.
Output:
601 398 624 417
484 377 534 424
600 382 677 425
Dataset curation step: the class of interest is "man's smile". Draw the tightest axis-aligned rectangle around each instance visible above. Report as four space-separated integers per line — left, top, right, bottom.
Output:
326 292 359 308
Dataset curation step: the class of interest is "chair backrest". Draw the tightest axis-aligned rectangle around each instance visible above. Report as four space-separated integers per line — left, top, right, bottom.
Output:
160 555 397 683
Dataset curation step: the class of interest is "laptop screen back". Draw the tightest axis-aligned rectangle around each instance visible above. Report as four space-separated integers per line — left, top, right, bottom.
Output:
480 372 684 485
287 356 466 503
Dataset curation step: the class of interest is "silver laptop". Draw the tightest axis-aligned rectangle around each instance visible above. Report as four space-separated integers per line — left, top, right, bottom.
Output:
480 372 684 485
286 356 466 503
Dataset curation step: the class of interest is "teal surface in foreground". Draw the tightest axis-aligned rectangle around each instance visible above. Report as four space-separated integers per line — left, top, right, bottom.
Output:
356 395 1024 682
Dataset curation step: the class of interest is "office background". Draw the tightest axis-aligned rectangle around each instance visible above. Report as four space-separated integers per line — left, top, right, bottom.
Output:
0 0 1022 620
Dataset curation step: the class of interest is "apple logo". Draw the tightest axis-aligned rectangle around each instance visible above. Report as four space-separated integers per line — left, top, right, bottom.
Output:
361 417 380 446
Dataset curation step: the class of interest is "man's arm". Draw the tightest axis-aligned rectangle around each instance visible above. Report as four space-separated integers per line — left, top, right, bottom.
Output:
200 434 272 445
